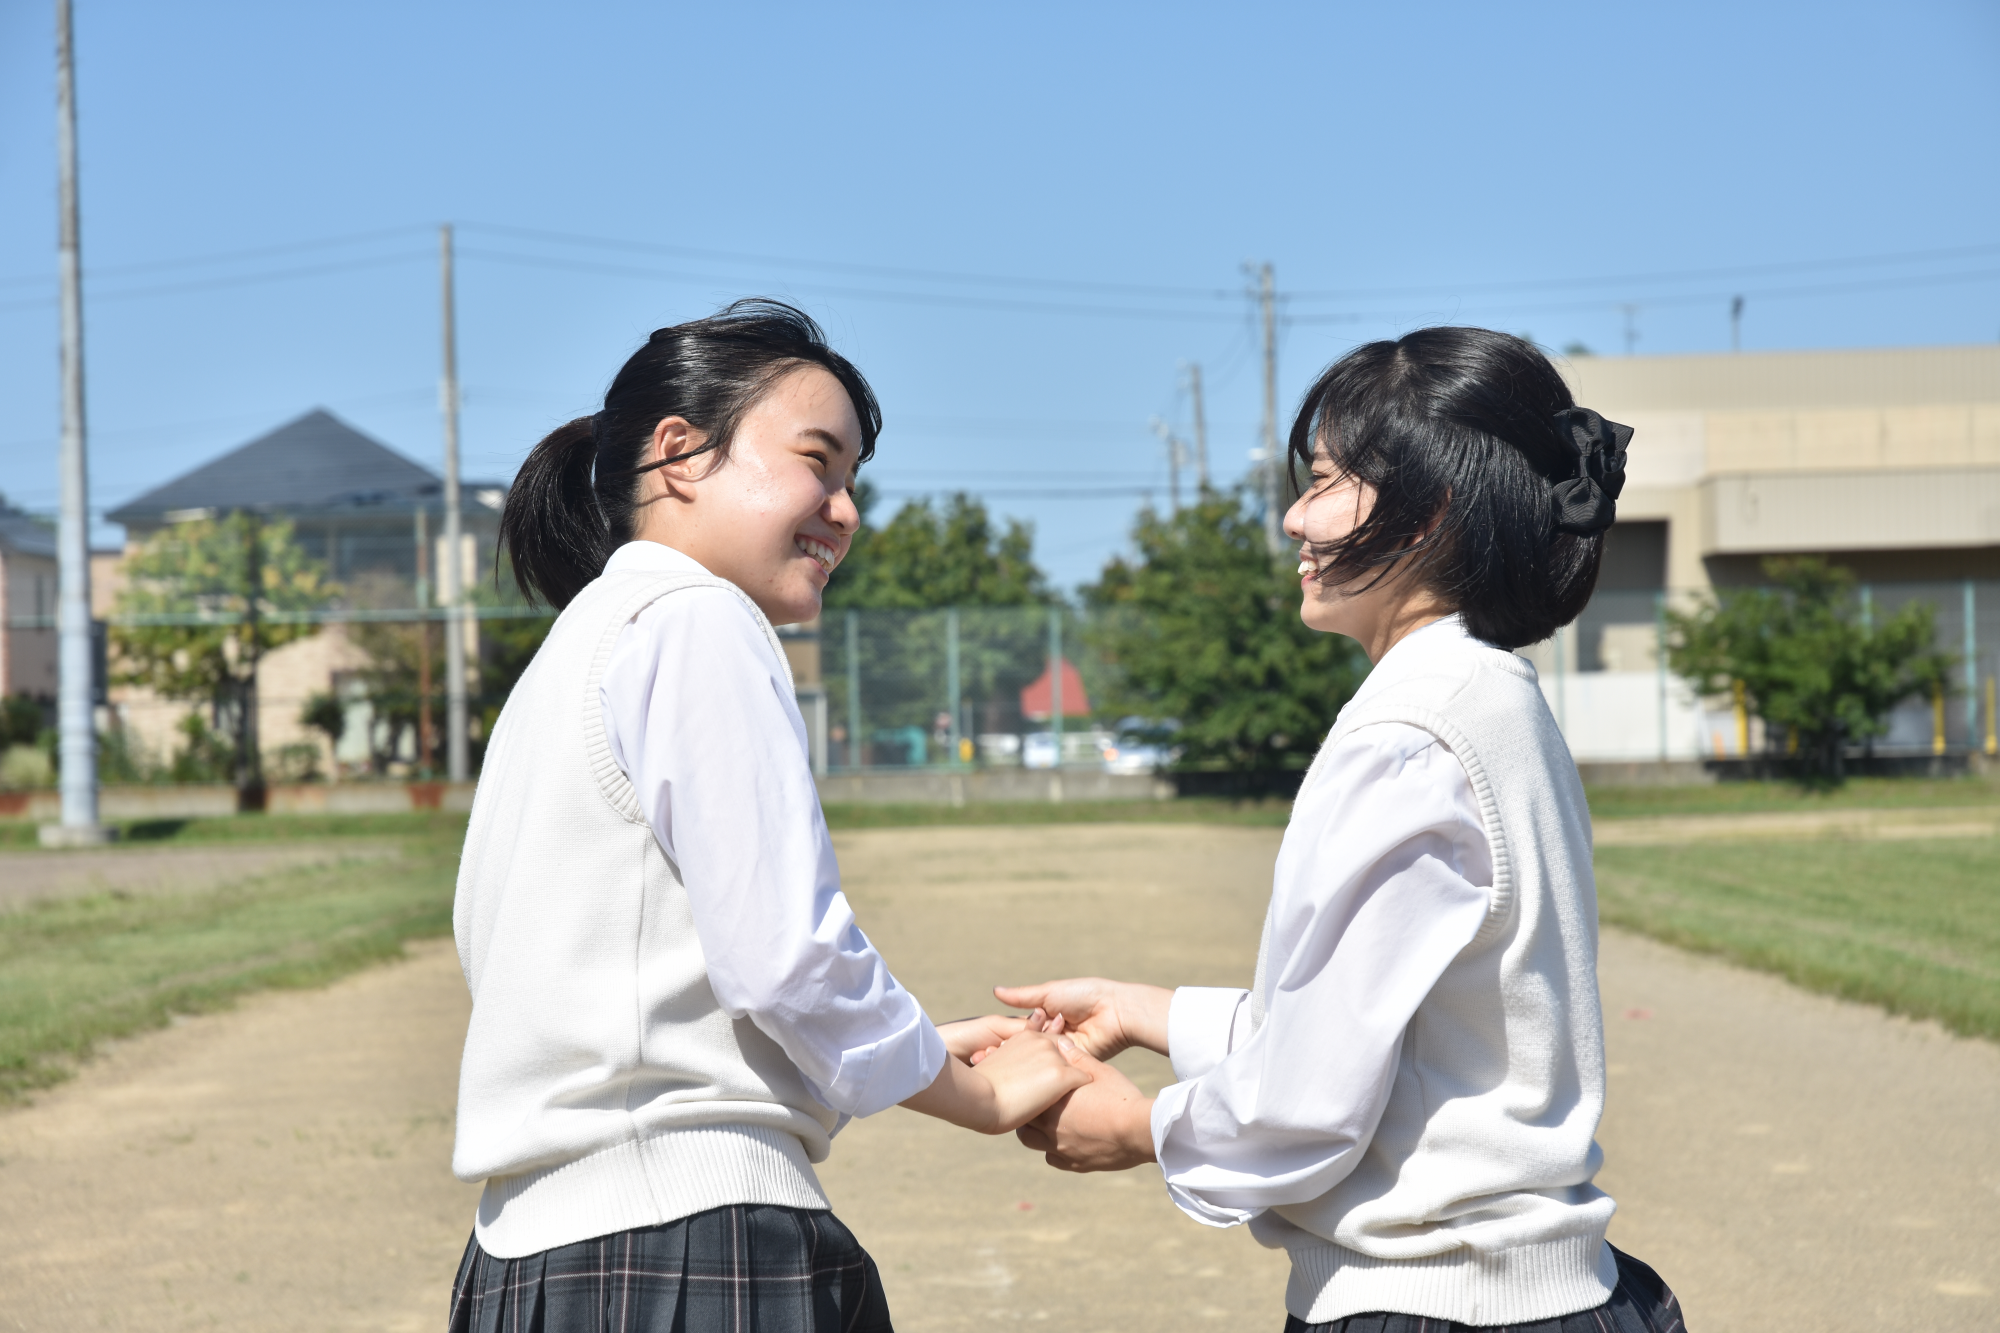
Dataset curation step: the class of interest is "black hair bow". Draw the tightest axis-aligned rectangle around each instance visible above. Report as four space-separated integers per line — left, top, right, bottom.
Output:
1548 407 1633 536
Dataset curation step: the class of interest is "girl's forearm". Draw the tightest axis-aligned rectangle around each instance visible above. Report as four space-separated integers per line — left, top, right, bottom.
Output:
900 1056 996 1131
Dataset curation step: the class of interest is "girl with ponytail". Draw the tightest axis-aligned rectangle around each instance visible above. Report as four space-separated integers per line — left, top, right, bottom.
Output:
448 300 1085 1333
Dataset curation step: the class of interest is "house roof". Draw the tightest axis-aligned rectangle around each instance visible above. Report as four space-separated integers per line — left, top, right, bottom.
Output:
0 503 57 559
106 409 504 530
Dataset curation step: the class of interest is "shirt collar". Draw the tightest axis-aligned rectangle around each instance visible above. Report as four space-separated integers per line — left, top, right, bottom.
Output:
603 540 713 578
1349 614 1478 707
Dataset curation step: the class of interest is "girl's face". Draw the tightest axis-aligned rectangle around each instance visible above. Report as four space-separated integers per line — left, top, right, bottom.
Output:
1283 443 1454 662
1284 446 1377 637
631 365 863 626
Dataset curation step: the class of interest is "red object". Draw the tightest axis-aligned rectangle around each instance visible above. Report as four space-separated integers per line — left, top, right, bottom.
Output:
1020 659 1091 720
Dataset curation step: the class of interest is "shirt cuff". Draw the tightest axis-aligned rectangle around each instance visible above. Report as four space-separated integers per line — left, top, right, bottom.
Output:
1150 1080 1257 1229
1168 986 1251 1082
813 1014 950 1119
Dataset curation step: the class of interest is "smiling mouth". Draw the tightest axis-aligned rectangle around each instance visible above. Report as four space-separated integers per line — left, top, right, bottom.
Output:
1297 552 1318 578
795 534 839 575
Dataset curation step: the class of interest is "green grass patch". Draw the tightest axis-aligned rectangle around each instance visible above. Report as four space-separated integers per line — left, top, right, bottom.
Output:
1594 837 2000 1041
0 819 464 1102
0 809 467 850
821 797 1295 830
1584 773 2000 821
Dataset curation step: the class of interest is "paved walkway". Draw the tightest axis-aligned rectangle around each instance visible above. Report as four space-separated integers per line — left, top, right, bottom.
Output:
0 824 1994 1330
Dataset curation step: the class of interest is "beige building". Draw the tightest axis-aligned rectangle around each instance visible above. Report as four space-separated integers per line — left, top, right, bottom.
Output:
1532 343 2000 761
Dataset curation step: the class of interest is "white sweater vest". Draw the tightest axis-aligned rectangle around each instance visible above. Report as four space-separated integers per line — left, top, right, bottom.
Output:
452 568 834 1259
1250 633 1620 1325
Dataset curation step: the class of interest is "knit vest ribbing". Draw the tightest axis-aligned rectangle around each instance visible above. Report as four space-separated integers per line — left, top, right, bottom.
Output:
1245 637 1618 1326
451 568 834 1260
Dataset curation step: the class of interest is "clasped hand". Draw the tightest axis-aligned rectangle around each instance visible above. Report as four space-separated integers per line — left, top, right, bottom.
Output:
935 977 1170 1173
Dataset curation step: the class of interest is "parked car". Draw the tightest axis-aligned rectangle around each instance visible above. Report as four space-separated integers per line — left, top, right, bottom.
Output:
1023 729 1117 770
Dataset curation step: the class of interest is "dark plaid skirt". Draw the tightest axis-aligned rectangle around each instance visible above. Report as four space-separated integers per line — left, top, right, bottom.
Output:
449 1205 892 1333
1283 1245 1684 1333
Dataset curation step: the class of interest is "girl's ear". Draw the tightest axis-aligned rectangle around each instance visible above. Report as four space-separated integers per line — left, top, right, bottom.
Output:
645 417 709 503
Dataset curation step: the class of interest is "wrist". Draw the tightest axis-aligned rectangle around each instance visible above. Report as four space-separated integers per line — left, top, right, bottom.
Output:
1119 984 1174 1057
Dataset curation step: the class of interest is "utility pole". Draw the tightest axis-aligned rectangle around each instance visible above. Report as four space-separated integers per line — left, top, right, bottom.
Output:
1620 303 1640 357
236 511 265 811
47 0 103 846
1730 295 1744 353
1187 362 1208 490
415 504 433 774
1149 417 1184 512
440 225 468 782
1256 263 1283 553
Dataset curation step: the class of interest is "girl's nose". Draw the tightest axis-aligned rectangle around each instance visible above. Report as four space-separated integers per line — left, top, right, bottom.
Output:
826 487 860 535
1282 495 1308 541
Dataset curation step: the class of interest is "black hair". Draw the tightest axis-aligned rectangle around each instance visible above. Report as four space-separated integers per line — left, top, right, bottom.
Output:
500 298 882 609
1286 326 1606 650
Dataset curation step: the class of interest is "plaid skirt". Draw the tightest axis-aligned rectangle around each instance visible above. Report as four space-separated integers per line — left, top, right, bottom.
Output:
448 1205 893 1333
1283 1245 1684 1333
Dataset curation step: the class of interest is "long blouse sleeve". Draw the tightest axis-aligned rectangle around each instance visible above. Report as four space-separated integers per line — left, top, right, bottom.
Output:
600 574 946 1122
1150 723 1495 1226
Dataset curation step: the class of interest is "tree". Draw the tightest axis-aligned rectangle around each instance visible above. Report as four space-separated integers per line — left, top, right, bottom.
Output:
112 512 338 805
1083 489 1367 775
824 484 1048 610
1667 557 1953 783
819 487 1055 750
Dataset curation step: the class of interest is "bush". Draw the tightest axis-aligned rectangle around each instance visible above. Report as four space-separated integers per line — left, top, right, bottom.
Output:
0 745 53 790
1667 557 1953 784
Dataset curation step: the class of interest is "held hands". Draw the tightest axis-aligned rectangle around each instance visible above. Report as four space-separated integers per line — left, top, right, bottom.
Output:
990 978 1172 1061
945 978 1167 1174
901 1025 1088 1136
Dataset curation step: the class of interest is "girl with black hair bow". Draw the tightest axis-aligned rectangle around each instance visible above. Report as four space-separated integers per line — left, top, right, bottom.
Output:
993 329 1686 1332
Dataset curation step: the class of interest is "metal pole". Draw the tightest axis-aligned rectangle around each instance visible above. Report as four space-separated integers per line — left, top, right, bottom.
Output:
50 0 102 844
945 608 961 766
1965 580 1978 750
441 224 468 781
1655 590 1667 764
1258 263 1283 553
1048 606 1064 761
845 610 862 770
416 504 433 774
1188 362 1208 489
1859 583 1873 632
238 511 264 810
1553 625 1567 736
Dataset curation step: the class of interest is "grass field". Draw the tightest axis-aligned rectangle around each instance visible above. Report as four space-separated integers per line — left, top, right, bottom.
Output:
1583 772 2000 819
0 816 464 1101
1595 837 2000 1041
3 780 1996 1102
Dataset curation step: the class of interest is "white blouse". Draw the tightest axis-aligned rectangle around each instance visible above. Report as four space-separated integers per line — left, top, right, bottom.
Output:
1150 616 1497 1225
597 541 947 1123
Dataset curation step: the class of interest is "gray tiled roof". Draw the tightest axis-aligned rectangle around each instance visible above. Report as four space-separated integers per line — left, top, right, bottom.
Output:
107 409 456 529
0 504 58 558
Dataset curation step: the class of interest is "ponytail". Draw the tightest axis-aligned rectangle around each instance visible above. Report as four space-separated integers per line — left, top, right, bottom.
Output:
500 416 607 610
498 299 881 612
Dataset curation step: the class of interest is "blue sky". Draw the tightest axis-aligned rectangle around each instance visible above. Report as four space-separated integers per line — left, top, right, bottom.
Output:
1 1 1996 587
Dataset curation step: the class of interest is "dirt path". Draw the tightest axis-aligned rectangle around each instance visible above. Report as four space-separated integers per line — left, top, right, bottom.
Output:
1 824 1995 1331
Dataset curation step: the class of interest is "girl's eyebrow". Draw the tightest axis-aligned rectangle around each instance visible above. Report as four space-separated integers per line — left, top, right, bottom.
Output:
799 427 850 455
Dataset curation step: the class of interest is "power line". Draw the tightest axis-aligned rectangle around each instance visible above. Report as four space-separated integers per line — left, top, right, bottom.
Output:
0 224 429 291
456 246 1247 323
1285 240 2000 302
1283 264 2000 325
0 249 432 313
460 221 1234 301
